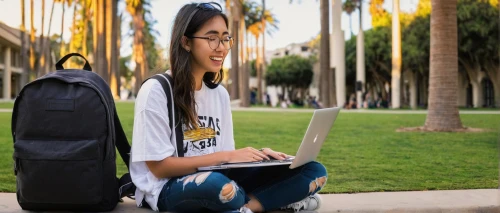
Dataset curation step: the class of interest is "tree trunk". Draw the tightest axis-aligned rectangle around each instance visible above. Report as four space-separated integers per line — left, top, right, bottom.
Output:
60 0 66 59
329 68 336 106
131 3 148 96
37 0 45 77
391 0 401 108
320 0 330 107
238 10 249 107
115 11 121 99
409 71 417 109
230 19 240 100
29 0 36 81
356 4 365 109
93 0 108 82
106 0 119 98
229 1 239 100
261 0 267 101
69 2 77 68
424 0 463 131
82 1 89 57
39 0 54 76
256 35 262 104
20 0 28 86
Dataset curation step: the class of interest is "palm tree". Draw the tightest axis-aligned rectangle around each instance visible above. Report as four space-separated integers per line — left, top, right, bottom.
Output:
319 0 330 107
423 0 463 131
56 0 73 59
37 0 46 77
342 0 356 36
20 0 28 85
68 1 78 67
248 4 278 104
226 0 239 100
29 0 36 80
391 0 401 108
106 0 119 98
126 0 148 96
38 0 55 76
237 0 257 107
93 0 108 82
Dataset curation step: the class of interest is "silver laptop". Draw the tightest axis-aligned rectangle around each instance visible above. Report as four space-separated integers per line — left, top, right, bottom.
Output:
198 107 340 171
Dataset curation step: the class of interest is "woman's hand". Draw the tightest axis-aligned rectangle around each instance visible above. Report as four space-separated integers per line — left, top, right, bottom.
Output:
261 148 290 160
227 147 270 163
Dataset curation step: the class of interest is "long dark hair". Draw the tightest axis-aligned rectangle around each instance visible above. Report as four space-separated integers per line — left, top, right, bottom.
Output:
170 3 228 130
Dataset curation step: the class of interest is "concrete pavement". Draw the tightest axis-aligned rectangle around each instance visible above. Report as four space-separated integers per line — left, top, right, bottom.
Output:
0 189 498 213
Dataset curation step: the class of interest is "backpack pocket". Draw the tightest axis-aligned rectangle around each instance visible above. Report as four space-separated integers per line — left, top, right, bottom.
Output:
14 139 102 204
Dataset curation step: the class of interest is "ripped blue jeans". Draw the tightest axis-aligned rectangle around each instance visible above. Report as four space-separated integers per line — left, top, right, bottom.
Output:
156 161 328 213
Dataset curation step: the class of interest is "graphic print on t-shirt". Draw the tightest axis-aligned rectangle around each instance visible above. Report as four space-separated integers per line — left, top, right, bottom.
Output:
183 115 221 156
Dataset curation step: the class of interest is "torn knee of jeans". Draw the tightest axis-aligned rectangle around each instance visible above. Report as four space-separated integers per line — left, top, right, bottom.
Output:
309 176 327 193
219 181 238 203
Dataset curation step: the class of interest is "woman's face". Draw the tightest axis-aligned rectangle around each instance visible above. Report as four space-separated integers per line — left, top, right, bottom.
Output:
188 15 230 74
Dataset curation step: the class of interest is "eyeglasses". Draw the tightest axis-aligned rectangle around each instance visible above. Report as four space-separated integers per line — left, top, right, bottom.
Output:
188 35 234 50
182 2 223 36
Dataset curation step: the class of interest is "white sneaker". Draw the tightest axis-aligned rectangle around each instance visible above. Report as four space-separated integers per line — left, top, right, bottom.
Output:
280 194 322 212
239 206 254 213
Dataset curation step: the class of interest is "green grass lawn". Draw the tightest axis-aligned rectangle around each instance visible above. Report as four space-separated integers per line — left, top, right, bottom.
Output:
1 102 498 193
0 102 14 109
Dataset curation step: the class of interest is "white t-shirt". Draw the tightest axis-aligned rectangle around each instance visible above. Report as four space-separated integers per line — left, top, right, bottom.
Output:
130 75 235 211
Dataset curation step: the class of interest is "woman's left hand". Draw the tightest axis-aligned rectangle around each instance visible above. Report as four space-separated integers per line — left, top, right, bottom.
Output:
261 148 290 160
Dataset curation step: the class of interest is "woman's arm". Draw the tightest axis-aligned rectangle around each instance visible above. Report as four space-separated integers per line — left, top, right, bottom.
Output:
146 151 230 178
147 147 270 178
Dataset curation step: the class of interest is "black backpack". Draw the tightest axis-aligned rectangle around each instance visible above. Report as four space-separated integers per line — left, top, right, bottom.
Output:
11 53 134 211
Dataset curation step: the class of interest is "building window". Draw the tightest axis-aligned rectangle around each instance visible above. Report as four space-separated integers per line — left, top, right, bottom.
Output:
301 46 309 52
482 78 494 107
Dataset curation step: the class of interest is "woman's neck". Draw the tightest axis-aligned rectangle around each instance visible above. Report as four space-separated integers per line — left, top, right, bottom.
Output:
192 67 205 91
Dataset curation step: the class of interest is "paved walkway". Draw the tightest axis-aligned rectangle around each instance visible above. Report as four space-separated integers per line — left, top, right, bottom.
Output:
0 189 498 212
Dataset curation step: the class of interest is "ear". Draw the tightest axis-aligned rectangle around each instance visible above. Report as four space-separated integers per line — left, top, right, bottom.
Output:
181 36 192 52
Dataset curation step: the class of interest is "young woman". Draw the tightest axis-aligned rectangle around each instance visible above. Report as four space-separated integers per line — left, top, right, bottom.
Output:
130 2 328 212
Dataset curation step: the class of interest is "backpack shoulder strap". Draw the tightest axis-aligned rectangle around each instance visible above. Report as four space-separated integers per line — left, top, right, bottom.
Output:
148 74 184 157
114 110 130 168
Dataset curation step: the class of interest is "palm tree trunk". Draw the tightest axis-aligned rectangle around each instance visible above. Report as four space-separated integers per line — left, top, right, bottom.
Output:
29 0 36 81
69 1 77 67
40 0 54 76
37 0 45 77
131 3 148 96
320 0 330 107
261 0 267 101
256 35 262 104
391 0 401 108
20 0 28 85
93 0 108 81
356 1 365 108
60 0 66 59
106 0 119 98
424 0 463 131
82 0 90 57
239 12 250 107
230 1 239 100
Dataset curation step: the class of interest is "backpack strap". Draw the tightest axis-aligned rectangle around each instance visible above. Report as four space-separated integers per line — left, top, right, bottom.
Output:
149 74 184 157
113 106 136 199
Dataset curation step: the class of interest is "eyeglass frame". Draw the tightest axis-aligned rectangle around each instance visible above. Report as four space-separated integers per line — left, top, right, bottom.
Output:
187 35 234 50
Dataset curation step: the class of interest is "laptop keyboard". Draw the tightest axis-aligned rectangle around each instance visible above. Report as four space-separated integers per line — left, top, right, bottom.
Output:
260 158 293 163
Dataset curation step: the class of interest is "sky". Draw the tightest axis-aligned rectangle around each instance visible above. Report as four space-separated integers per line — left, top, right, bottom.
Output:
0 0 418 57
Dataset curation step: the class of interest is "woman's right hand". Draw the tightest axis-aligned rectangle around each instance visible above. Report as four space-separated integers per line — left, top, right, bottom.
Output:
227 147 270 163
